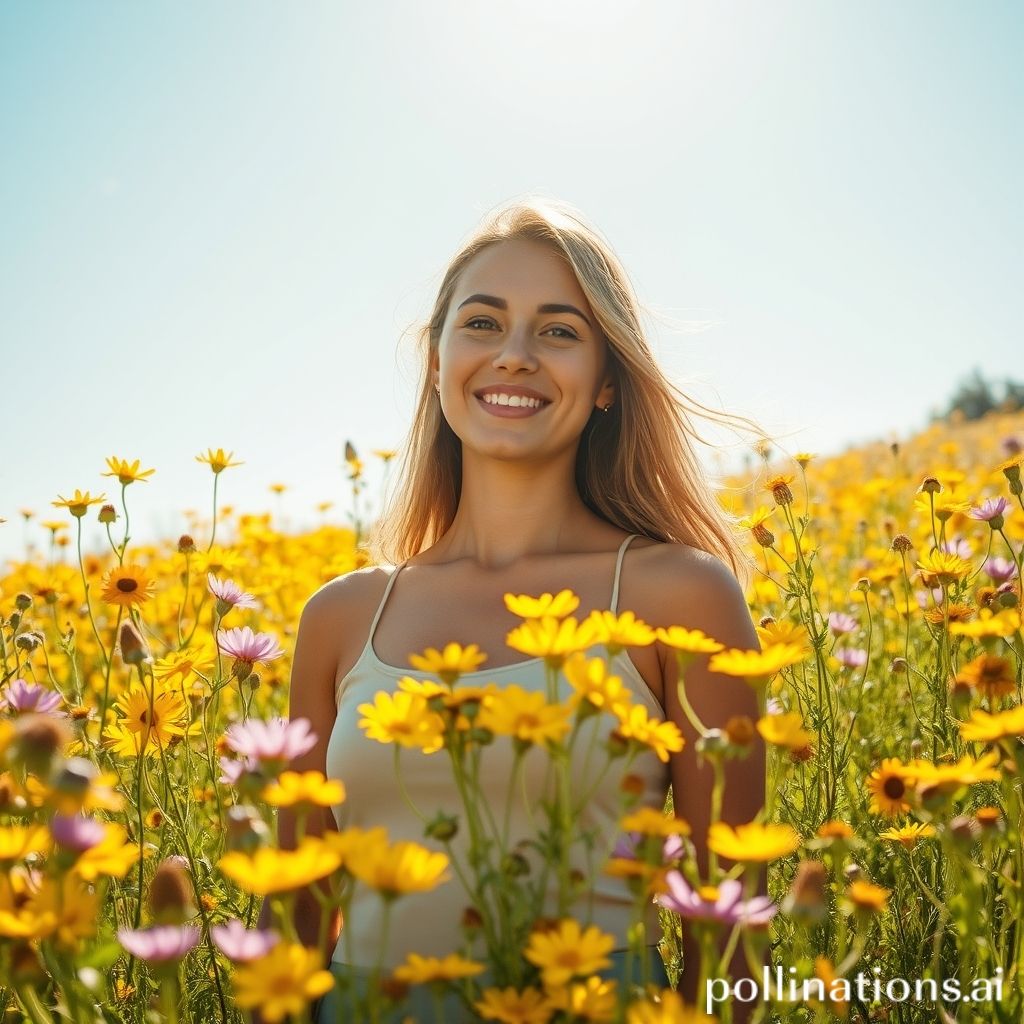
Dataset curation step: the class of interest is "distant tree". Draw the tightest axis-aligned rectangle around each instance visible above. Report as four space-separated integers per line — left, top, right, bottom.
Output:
933 367 1023 423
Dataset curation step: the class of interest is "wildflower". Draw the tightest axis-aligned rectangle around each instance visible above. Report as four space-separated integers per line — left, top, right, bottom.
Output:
505 589 580 620
195 448 244 474
816 820 854 841
879 822 936 850
950 607 1020 640
866 759 912 817
0 824 51 861
505 615 601 669
217 626 285 680
474 986 554 1024
915 550 972 587
52 490 106 518
392 952 485 984
117 620 152 666
208 574 259 611
611 704 684 763
211 918 280 962
153 644 216 685
50 814 106 852
108 682 190 751
901 749 1002 792
346 838 450 898
658 874 777 927
844 879 889 916
756 712 813 751
653 626 725 657
117 924 201 964
810 957 850 1020
765 474 795 505
33 875 99 947
71 823 142 880
619 807 691 838
969 496 1010 530
739 506 776 547
524 918 615 988
626 990 716 1022
478 685 573 747
954 654 1016 701
322 825 390 871
548 976 618 1020
782 859 828 923
583 609 657 654
8 713 72 775
224 716 316 764
707 822 801 863
707 644 806 691
100 565 156 608
261 770 346 808
959 705 1024 743
101 457 156 485
218 838 342 894
232 942 335 1021
0 679 63 716
724 715 755 747
358 690 445 753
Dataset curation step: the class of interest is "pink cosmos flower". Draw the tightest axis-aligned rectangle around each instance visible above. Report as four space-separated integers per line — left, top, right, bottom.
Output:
223 717 317 763
969 497 1010 523
208 574 259 610
0 678 64 716
216 626 284 666
658 874 777 927
939 536 973 558
984 557 1018 584
826 612 857 637
118 924 201 963
211 919 280 962
51 814 107 852
834 647 868 669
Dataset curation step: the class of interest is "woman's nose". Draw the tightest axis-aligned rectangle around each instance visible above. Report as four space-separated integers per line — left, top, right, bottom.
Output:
492 326 538 371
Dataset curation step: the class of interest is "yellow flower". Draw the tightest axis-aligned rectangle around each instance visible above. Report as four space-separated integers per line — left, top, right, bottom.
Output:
218 838 342 895
844 879 889 915
954 654 1017 701
914 550 972 586
619 807 691 838
627 990 717 1022
346 838 450 898
710 643 807 692
31 875 99 946
816 820 854 841
231 943 334 1022
261 771 346 808
866 758 912 817
653 626 725 656
505 589 580 620
0 869 56 940
322 826 390 870
810 957 849 1020
879 822 936 850
547 976 617 1021
562 653 633 716
372 448 398 462
611 704 684 763
901 750 1002 791
408 642 488 684
757 712 814 751
153 644 216 685
754 619 811 653
357 690 445 753
392 952 485 984
523 918 615 988
71 823 142 881
100 564 156 609
478 685 573 747
52 490 106 518
505 615 601 668
959 704 1024 743
101 457 156 485
583 609 657 653
707 822 800 863
0 824 51 862
195 448 244 474
950 607 1021 639
474 986 554 1024
109 682 191 751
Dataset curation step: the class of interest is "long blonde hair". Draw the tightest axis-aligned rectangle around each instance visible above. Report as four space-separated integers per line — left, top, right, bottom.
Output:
370 196 771 591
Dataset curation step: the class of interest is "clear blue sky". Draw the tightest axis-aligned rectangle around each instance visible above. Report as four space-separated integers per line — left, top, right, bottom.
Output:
1 1 1020 565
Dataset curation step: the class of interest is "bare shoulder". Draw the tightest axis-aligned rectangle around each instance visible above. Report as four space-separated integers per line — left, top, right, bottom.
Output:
635 542 757 648
302 564 391 620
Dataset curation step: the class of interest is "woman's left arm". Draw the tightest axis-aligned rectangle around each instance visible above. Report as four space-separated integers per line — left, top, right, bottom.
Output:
654 550 767 1021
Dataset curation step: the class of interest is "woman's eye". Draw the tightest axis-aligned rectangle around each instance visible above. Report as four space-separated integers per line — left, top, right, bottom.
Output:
463 317 576 339
465 317 495 330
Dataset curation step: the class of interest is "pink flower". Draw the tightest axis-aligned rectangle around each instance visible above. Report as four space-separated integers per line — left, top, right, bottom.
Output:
1 679 64 716
658 874 777 927
211 919 280 962
970 497 1010 523
984 557 1018 584
216 626 284 666
118 924 201 963
208 574 259 611
223 717 317 763
51 814 107 852
834 647 868 669
826 612 857 637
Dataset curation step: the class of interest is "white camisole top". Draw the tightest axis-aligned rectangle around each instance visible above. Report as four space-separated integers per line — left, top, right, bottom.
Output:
324 533 671 968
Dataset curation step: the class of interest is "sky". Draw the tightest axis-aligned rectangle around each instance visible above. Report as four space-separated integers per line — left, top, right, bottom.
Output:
1 1 1021 566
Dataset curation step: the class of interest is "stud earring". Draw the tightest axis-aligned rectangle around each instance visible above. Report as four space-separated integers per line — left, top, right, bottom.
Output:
601 403 612 413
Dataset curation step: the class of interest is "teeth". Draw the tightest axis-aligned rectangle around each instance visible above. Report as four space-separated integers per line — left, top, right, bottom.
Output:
482 393 544 408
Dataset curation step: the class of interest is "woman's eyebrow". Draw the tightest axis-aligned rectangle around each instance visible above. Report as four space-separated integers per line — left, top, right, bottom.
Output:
456 293 593 331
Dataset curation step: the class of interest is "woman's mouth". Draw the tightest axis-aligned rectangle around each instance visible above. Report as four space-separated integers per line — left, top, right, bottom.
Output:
475 394 551 418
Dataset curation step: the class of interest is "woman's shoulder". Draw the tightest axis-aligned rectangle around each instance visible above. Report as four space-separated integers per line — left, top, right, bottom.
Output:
300 564 396 624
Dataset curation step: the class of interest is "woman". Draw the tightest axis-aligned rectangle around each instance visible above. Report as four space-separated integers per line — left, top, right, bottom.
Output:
267 198 768 1022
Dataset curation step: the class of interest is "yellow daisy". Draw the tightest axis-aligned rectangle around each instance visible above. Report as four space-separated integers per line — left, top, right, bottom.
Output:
478 685 573 747
408 642 487 685
218 839 342 895
101 457 156 485
195 448 244 474
261 771 346 808
504 589 580 620
392 952 485 985
52 490 106 518
707 821 800 863
523 918 615 988
230 943 334 1022
100 564 156 608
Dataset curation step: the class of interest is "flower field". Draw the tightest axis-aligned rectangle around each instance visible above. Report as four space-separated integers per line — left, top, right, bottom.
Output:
2 410 1024 1024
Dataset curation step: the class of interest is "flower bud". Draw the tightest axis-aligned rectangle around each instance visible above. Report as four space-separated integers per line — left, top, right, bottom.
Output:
891 534 912 554
947 815 980 847
919 477 942 495
782 859 828 923
98 504 117 524
9 713 72 775
619 773 646 797
118 621 152 666
177 535 196 554
15 592 33 611
501 852 530 878
696 729 728 758
724 715 755 747
14 631 44 653
843 863 862 882
148 856 197 923
461 906 483 933
889 658 908 675
425 812 459 842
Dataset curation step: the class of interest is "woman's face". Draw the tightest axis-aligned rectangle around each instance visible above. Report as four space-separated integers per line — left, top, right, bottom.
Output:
433 238 615 462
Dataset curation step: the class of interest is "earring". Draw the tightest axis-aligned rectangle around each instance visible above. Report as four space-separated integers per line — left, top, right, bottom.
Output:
601 403 612 413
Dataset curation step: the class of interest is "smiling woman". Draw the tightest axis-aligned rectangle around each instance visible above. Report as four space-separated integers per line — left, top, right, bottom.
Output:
269 196 776 1023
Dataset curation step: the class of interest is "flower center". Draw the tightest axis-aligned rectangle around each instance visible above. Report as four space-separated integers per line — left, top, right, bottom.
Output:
883 776 905 800
117 579 139 593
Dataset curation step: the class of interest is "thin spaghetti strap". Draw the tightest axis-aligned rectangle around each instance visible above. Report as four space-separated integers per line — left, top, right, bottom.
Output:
609 534 640 613
367 560 409 647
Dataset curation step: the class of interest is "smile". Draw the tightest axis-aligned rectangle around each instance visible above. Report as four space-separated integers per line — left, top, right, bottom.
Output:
475 394 551 418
